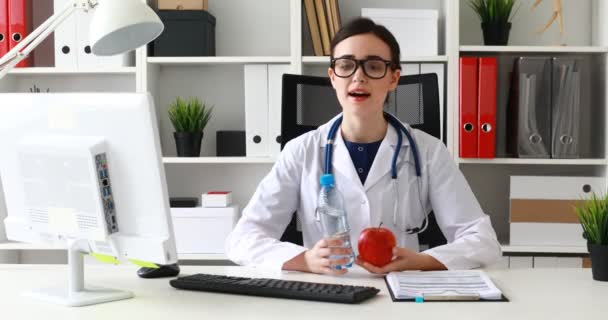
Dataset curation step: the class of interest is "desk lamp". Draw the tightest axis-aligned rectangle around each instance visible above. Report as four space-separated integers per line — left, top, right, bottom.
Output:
0 0 163 79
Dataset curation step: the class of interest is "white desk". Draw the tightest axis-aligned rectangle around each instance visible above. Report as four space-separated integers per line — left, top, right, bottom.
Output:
0 264 606 320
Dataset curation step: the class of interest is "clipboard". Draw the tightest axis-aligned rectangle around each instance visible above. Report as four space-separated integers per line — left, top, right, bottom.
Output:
384 277 509 302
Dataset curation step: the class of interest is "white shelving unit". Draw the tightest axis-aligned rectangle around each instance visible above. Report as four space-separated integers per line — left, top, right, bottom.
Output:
457 0 607 254
460 45 608 53
2 0 607 263
458 158 608 165
148 56 292 65
8 67 137 75
500 245 588 255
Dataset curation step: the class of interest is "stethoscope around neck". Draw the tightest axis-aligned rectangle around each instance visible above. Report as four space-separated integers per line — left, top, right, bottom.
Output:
322 111 429 235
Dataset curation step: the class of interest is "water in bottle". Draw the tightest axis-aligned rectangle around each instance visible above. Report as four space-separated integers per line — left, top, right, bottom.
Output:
317 174 355 269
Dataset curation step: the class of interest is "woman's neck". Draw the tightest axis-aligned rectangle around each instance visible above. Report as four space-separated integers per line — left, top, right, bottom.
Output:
340 113 387 143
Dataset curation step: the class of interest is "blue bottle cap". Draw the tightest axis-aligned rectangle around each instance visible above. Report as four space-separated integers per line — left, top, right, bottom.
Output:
319 174 335 187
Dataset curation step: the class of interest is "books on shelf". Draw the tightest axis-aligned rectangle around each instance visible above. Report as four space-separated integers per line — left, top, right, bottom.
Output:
385 270 504 301
303 0 341 56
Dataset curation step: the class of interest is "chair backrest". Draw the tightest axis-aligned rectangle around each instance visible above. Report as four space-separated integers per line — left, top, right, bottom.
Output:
279 73 447 248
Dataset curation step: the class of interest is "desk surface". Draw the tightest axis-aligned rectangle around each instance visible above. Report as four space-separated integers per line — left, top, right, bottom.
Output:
0 264 606 320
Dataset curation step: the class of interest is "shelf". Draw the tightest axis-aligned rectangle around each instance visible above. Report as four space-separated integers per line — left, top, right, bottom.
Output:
501 245 588 254
0 242 63 250
460 45 608 53
302 55 448 64
147 56 292 65
0 243 229 260
8 67 137 75
163 157 276 164
458 158 607 165
178 253 228 260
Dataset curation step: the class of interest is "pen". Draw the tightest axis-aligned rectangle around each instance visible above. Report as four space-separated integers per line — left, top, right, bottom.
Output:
422 293 481 301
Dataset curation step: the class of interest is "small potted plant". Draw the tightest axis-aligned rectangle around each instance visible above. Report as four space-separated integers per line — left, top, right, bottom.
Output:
575 193 608 281
469 0 520 45
168 96 213 157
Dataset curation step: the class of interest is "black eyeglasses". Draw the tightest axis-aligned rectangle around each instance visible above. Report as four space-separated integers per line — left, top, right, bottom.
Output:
330 57 396 79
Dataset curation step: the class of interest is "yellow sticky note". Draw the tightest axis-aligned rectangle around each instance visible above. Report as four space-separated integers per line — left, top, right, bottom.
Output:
129 259 159 269
90 253 119 265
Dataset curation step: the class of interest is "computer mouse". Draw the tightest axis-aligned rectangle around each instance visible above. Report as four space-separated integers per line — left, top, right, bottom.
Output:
137 263 180 279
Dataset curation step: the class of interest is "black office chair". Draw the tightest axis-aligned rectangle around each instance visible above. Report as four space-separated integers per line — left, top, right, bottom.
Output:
279 73 447 249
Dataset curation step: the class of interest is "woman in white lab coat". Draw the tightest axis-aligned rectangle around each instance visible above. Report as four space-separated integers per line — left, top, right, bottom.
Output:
225 18 501 275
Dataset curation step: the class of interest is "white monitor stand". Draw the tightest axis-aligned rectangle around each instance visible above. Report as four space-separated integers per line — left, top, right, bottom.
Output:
23 239 133 307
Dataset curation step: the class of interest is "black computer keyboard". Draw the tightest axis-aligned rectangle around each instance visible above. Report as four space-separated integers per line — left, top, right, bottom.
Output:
169 273 380 304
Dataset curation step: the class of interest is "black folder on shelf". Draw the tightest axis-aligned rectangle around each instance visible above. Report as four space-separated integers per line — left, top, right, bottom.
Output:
384 270 509 302
507 57 552 158
551 57 581 159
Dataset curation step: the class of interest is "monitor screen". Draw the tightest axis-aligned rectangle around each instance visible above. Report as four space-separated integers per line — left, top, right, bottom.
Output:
0 93 177 266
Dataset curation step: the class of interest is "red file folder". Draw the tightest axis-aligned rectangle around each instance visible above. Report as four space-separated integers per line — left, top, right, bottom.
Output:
8 0 30 67
0 0 7 58
477 57 497 158
459 57 478 158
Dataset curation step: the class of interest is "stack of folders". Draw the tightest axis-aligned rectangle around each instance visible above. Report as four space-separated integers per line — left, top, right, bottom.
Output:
54 0 133 69
458 57 498 158
244 64 290 157
385 270 505 302
1 0 32 67
507 57 581 158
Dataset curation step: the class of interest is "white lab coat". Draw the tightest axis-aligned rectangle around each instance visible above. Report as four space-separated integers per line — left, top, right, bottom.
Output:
226 115 501 271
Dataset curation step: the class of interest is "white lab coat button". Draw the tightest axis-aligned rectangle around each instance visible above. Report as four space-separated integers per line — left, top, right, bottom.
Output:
361 199 366 205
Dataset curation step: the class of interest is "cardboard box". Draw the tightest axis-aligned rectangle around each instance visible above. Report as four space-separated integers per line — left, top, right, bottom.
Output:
158 0 208 10
171 206 239 254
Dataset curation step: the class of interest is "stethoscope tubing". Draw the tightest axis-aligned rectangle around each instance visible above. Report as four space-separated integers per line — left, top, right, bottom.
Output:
323 112 428 234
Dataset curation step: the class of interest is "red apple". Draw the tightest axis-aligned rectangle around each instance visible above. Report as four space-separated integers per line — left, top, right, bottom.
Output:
358 226 396 267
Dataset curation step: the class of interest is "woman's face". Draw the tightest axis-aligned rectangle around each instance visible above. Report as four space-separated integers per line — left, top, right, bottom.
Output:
328 33 400 119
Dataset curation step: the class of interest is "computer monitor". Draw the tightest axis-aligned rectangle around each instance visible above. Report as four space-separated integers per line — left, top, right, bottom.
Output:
0 93 177 306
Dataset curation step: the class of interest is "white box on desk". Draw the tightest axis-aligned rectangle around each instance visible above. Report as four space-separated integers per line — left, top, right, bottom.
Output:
361 8 438 56
509 176 605 247
170 206 239 254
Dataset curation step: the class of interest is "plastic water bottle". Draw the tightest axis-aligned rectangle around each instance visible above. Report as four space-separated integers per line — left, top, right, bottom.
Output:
317 174 355 269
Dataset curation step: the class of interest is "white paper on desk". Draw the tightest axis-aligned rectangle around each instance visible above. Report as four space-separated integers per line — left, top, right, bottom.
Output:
386 270 503 300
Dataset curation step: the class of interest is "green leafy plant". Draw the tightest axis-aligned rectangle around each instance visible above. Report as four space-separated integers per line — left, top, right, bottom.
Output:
575 193 608 245
469 0 520 24
168 97 213 133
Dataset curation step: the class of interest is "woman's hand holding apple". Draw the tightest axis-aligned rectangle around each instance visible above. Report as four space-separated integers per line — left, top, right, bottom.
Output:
356 225 447 273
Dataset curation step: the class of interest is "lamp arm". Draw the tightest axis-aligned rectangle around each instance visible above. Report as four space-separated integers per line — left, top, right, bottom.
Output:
0 0 97 79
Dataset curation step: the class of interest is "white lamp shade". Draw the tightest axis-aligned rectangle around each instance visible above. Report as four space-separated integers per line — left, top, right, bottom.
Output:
90 0 164 56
